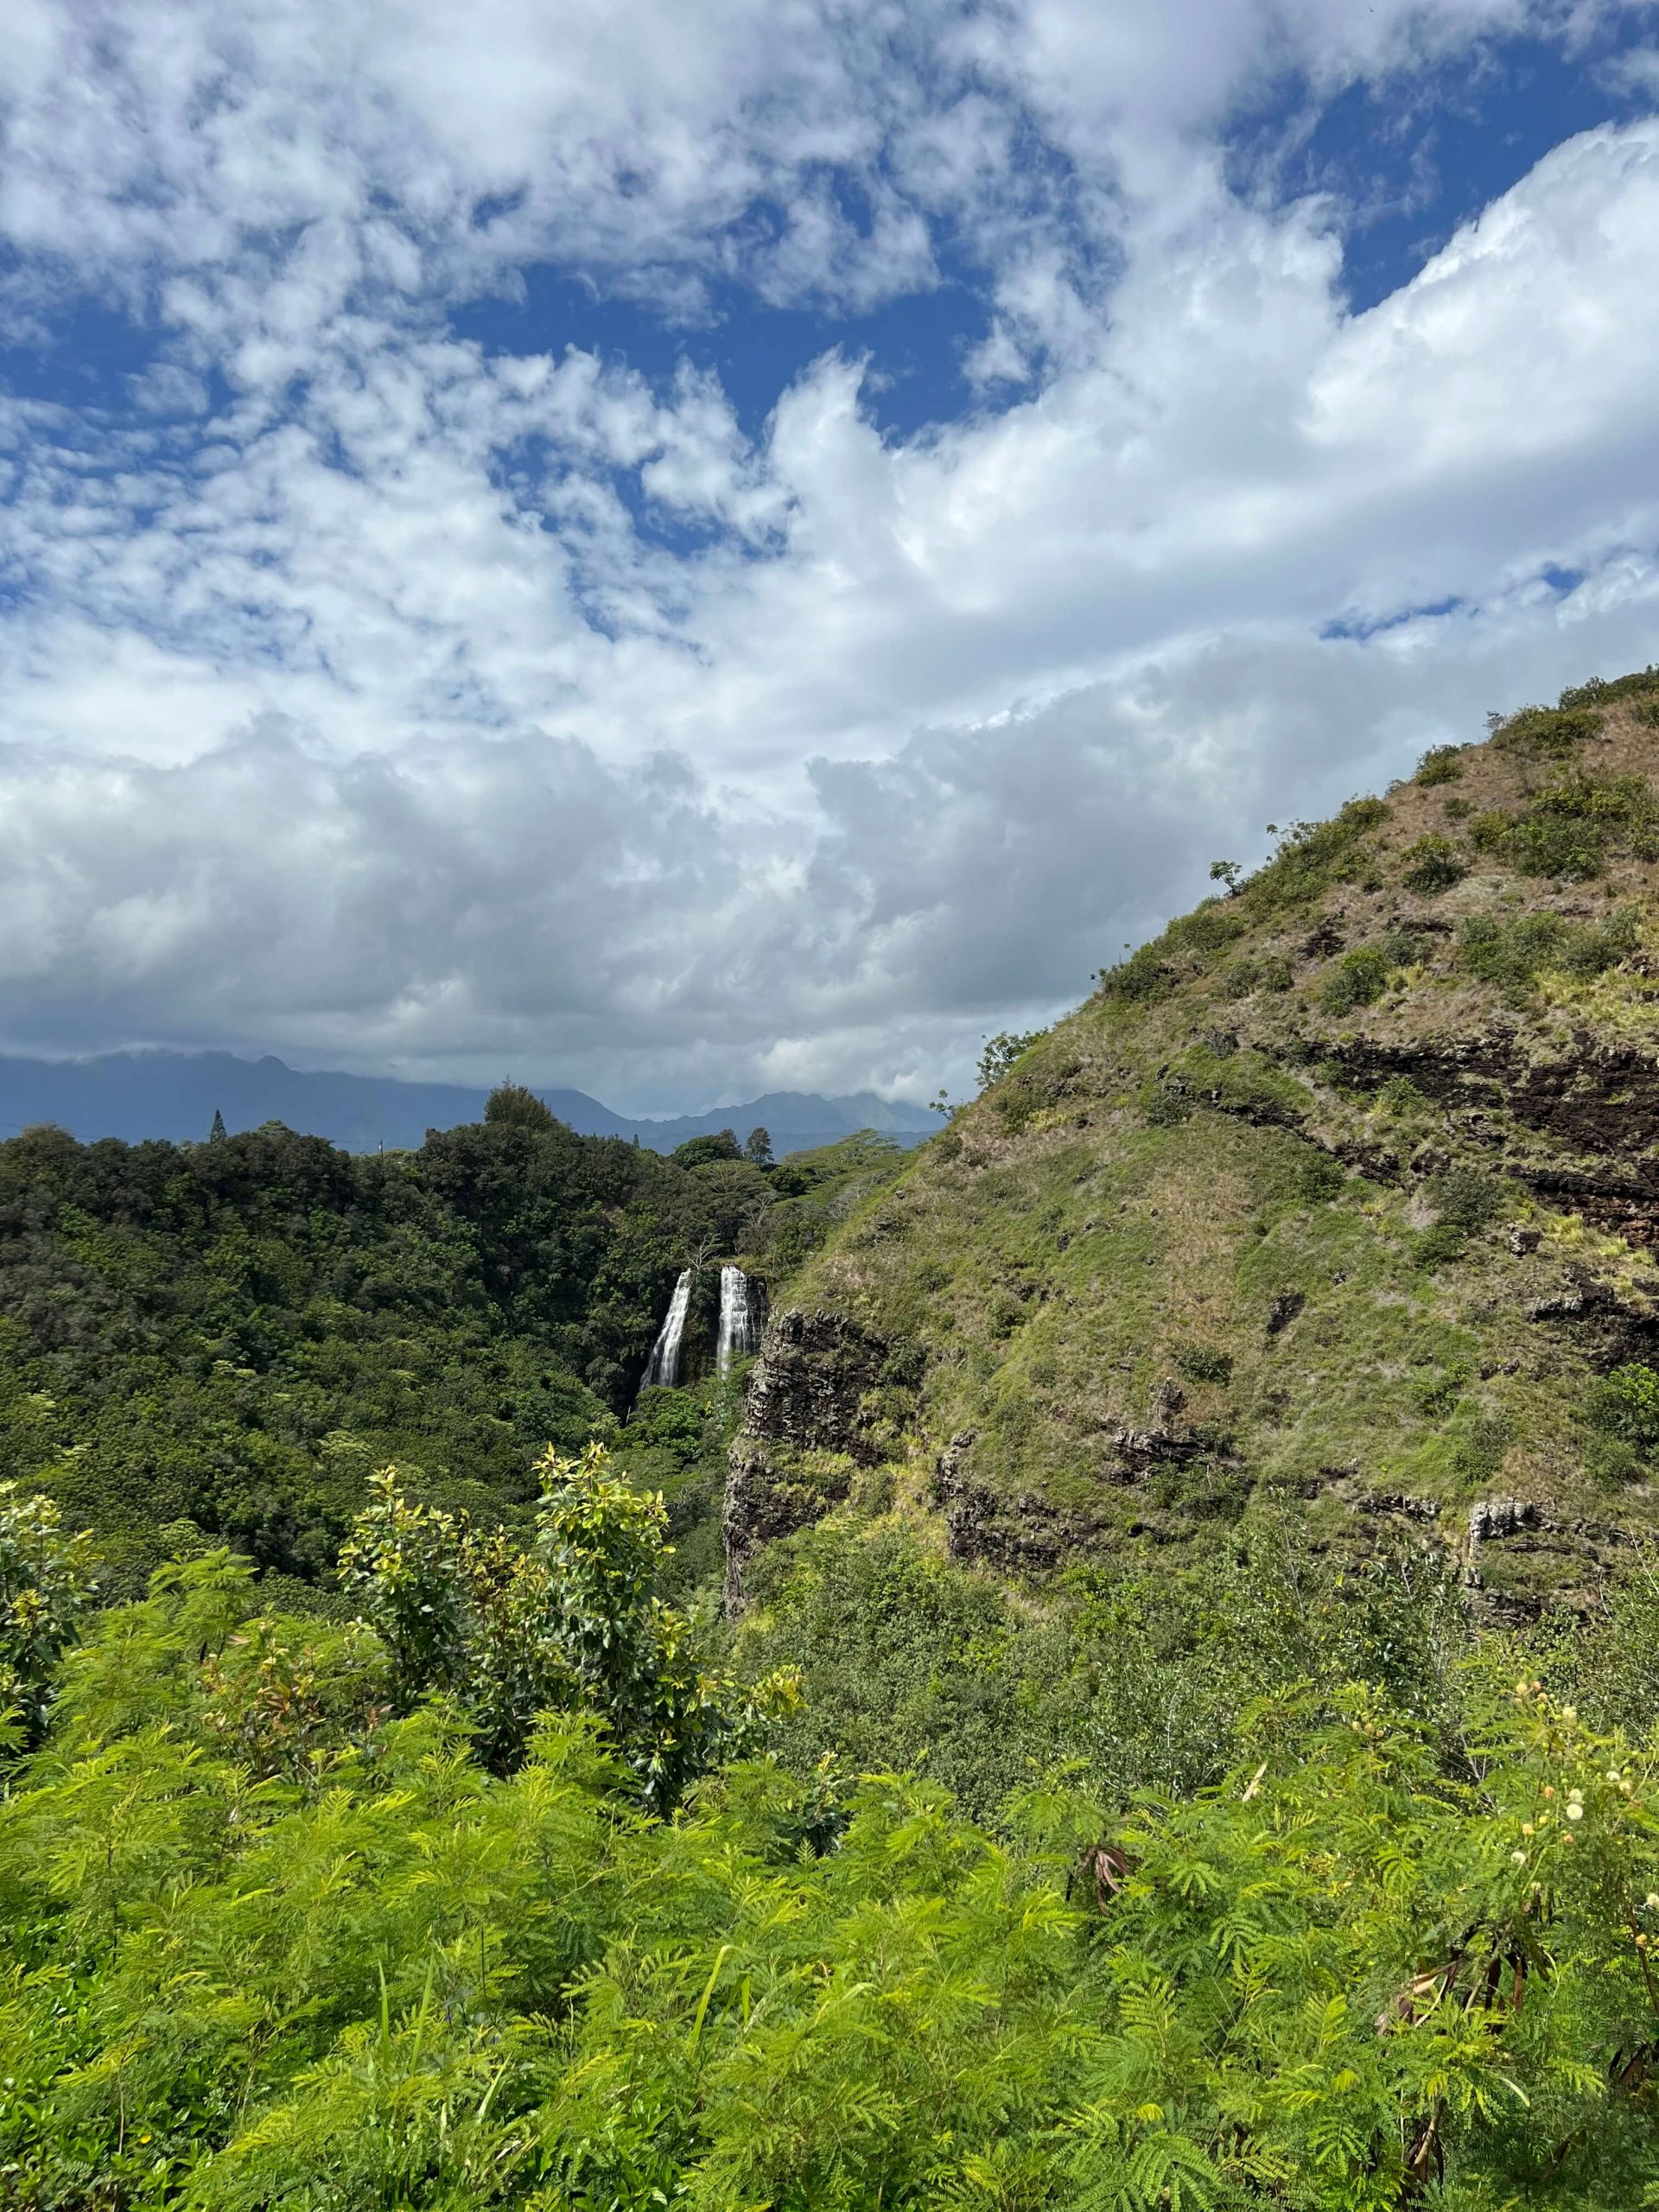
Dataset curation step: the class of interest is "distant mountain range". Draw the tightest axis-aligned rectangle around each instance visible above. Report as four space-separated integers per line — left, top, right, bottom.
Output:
0 1051 936 1157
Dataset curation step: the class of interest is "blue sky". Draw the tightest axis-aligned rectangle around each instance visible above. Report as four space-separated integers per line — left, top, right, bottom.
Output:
2 0 1659 1109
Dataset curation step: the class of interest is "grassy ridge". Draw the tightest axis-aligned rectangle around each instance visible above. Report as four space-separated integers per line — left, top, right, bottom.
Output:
749 670 1659 1618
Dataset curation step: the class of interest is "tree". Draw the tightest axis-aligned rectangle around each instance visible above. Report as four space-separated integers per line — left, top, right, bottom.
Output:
744 1125 773 1166
1209 859 1243 894
483 1081 559 1131
977 1030 1041 1091
209 1107 227 1141
338 1448 791 1804
671 1129 741 1168
0 1483 94 1744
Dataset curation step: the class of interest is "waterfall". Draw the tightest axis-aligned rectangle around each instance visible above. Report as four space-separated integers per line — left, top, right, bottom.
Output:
717 1264 766 1375
640 1268 695 1390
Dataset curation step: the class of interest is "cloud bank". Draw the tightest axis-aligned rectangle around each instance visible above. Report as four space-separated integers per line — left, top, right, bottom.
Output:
2 0 1657 1106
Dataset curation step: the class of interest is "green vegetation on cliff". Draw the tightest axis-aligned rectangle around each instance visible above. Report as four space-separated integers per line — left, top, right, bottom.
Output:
733 667 1659 1628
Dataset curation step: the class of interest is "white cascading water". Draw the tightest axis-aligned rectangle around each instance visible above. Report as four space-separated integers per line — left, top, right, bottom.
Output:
717 1264 765 1375
640 1268 695 1390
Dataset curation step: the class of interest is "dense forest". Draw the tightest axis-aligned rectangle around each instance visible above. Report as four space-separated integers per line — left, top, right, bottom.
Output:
0 1095 904 1601
8 678 1659 2204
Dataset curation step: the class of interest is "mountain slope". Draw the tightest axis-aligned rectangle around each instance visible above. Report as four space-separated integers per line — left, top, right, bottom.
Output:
728 668 1659 1623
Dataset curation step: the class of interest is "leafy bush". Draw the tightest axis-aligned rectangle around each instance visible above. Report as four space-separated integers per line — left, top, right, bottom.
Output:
1320 944 1391 1013
340 1447 785 1802
0 1483 94 1742
1414 1169 1506 1268
1459 907 1637 993
1096 944 1175 1002
977 1028 1043 1090
1586 1363 1659 1459
1239 797 1390 915
5 1502 1659 2208
1469 770 1659 880
1490 702 1604 758
1559 664 1659 710
1173 1342 1233 1384
1416 743 1465 785
1401 831 1468 893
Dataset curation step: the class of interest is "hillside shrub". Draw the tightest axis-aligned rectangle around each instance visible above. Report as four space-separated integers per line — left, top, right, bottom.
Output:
1096 944 1175 1002
1559 664 1659 710
1469 770 1659 880
1320 944 1391 1013
0 1483 95 1743
1459 907 1637 994
1414 1168 1507 1268
1415 743 1465 785
340 1446 785 1802
1401 832 1468 893
1490 702 1604 758
1240 797 1390 915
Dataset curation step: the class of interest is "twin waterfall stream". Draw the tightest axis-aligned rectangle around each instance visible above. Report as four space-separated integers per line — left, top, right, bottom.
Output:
637 1264 766 1394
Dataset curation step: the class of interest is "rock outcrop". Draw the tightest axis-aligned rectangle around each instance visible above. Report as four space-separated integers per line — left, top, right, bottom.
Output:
722 1307 887 1610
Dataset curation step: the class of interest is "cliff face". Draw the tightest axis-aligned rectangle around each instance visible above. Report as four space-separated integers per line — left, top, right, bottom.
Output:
727 671 1659 1618
722 1308 887 1608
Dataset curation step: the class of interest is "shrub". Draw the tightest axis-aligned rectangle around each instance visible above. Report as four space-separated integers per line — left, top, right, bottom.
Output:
1096 944 1174 1002
1558 664 1659 711
1164 902 1245 957
1415 743 1465 785
1459 907 1637 993
340 1448 785 1803
1173 1342 1234 1384
977 1029 1043 1090
1241 798 1390 915
0 1484 96 1743
1469 770 1659 880
1400 832 1467 894
1586 1363 1659 1457
1320 945 1390 1013
1489 702 1604 759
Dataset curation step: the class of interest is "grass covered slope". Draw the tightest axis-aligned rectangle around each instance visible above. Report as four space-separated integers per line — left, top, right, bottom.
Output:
733 669 1659 1619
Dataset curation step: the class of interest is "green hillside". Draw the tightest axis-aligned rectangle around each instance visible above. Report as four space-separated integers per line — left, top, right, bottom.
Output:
729 670 1659 1627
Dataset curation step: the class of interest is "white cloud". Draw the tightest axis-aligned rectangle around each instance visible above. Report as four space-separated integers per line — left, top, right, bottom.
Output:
2 2 1659 1107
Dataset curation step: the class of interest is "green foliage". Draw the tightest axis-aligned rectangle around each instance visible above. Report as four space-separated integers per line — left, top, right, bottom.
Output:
1173 1343 1233 1385
1458 906 1638 993
482 1081 559 1130
4 1502 1659 2207
1320 944 1391 1013
744 1124 774 1166
0 1483 94 1743
1237 798 1390 916
1415 743 1465 785
759 1133 908 1271
977 1029 1044 1090
671 1128 742 1166
1558 664 1659 711
1400 832 1467 893
0 1114 746 1585
1468 770 1659 880
1413 1170 1507 1269
1586 1363 1659 1488
1218 950 1294 1000
1490 702 1605 759
1098 944 1176 1003
340 1448 776 1804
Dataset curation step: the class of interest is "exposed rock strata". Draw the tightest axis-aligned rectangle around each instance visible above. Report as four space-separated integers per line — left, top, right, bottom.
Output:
721 1307 887 1611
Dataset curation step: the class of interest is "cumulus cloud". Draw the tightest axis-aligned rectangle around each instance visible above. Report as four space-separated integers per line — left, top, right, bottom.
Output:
1 0 1658 1107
